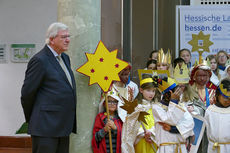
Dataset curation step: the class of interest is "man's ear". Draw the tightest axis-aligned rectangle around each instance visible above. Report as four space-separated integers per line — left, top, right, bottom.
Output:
49 37 54 45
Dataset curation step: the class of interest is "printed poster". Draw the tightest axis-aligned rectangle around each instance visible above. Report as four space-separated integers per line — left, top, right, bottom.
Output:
178 5 230 64
11 44 35 62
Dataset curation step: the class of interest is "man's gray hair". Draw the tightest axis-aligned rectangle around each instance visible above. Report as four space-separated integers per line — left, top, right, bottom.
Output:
45 22 69 44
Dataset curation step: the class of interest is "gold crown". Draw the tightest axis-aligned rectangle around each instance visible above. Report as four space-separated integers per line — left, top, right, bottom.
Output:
219 83 230 97
158 77 178 94
173 63 190 84
102 87 120 100
157 48 171 65
225 59 230 66
206 58 211 67
193 59 199 67
193 58 209 67
140 78 154 86
202 59 209 66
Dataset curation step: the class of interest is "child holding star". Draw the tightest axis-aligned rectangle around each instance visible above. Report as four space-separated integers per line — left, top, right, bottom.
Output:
121 76 158 153
134 76 158 153
92 89 123 153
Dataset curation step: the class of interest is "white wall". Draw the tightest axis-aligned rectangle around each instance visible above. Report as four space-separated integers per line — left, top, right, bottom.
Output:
0 0 57 136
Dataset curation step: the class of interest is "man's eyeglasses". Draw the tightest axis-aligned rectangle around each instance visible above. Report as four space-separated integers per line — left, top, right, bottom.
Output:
108 101 118 105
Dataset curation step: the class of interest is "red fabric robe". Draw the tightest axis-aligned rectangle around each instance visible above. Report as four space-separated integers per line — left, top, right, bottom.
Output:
92 112 123 153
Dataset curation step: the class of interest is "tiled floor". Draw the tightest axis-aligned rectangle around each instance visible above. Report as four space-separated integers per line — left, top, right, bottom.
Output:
0 148 31 153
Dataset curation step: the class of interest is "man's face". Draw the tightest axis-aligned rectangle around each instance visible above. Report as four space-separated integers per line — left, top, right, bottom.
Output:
194 69 210 86
50 30 70 54
119 68 130 84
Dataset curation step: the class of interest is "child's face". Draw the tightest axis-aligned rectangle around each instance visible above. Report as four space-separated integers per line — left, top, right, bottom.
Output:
194 69 210 86
151 52 158 60
157 63 168 70
210 58 217 71
218 94 230 107
119 68 130 84
140 87 155 101
178 62 184 69
178 83 186 92
180 51 191 64
147 63 156 70
107 96 118 112
218 52 228 65
227 67 230 76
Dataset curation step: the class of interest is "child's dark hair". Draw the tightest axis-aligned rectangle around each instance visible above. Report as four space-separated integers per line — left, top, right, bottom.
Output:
206 54 216 61
216 78 230 97
146 59 157 68
216 78 230 107
149 50 158 58
173 57 185 68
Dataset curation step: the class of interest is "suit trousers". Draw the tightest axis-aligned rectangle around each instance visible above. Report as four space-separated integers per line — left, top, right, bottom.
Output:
32 135 69 153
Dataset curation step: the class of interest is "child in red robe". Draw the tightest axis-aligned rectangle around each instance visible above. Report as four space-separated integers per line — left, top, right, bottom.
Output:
92 89 123 153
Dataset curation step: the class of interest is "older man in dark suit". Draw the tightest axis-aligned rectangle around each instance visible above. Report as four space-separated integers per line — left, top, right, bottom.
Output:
21 22 76 153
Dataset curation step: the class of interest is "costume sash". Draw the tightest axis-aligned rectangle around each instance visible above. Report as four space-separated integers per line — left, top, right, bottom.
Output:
160 142 186 153
209 139 230 153
205 87 210 108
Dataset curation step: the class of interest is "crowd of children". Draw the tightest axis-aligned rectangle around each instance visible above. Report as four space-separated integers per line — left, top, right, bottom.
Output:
91 49 230 153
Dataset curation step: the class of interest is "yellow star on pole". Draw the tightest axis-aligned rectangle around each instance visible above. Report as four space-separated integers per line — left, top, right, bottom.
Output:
120 98 138 114
76 41 128 92
120 98 149 125
188 31 213 64
188 31 213 53
138 112 150 125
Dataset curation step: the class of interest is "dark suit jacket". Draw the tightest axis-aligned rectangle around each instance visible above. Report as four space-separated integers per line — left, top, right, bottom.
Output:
21 45 77 137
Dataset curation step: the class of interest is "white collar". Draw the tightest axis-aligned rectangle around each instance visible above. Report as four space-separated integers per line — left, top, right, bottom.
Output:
47 45 59 57
142 99 151 105
208 104 230 114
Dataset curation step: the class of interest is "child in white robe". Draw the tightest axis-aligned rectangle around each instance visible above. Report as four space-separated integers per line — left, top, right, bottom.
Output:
205 78 230 153
121 77 158 153
152 77 194 153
